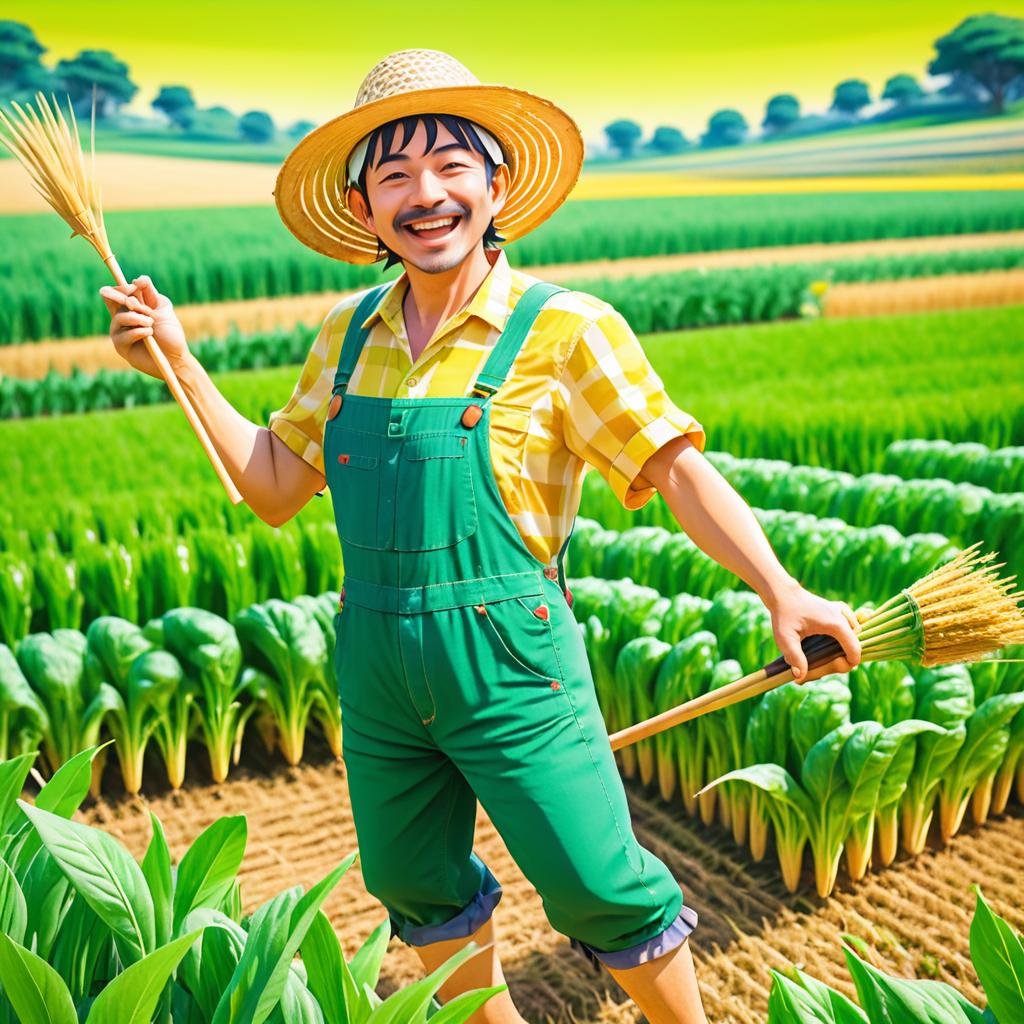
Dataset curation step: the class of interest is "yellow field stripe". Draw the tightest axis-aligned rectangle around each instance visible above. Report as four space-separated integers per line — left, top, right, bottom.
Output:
571 172 1024 201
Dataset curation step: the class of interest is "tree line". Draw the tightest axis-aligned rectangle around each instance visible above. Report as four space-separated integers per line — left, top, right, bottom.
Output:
603 13 1024 159
0 21 315 143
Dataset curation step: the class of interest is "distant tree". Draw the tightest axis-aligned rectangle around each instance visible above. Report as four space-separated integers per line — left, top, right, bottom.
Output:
762 93 801 133
701 108 748 147
152 84 196 130
287 119 317 139
186 105 238 138
0 19 44 84
648 125 688 155
53 49 137 119
239 109 275 143
831 78 871 117
882 73 925 106
604 118 643 158
928 13 1024 114
937 68 989 102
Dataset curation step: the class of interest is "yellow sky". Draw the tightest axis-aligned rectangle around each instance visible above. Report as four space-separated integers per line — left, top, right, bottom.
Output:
12 1 1023 143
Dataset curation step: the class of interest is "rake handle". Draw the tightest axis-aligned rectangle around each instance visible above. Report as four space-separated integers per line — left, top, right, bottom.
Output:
608 633 843 751
106 255 243 506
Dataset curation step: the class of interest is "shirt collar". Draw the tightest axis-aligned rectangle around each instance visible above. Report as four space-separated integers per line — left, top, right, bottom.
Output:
359 247 514 337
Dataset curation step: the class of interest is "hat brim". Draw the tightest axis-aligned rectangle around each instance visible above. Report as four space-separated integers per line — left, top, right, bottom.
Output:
273 84 584 264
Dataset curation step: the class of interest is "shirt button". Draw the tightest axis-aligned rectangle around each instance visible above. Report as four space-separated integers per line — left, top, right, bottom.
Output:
406 376 418 388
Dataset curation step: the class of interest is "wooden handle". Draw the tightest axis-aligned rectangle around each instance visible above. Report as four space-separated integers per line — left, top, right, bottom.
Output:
608 665 791 751
608 633 843 751
106 256 243 505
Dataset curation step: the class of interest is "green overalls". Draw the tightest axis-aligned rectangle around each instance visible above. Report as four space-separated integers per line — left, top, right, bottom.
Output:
324 279 698 970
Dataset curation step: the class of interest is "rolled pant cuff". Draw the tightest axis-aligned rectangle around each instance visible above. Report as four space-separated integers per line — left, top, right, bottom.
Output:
390 861 503 946
570 904 698 972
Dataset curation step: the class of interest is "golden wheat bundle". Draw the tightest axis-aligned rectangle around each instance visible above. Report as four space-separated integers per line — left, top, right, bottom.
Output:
610 541 1024 751
0 90 242 504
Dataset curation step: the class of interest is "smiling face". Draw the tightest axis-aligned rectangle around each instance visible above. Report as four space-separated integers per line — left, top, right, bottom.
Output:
345 118 510 275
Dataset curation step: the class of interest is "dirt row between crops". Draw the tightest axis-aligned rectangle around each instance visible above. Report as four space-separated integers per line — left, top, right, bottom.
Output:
82 739 1024 1024
4 229 1024 380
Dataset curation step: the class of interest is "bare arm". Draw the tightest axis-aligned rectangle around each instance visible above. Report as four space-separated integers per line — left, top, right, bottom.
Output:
636 436 862 682
99 275 325 527
169 352 326 527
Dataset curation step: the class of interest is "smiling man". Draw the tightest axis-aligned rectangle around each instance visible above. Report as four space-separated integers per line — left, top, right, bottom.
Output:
100 48 862 1024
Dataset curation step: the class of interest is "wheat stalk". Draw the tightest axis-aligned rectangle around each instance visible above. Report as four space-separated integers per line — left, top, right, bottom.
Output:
0 89 242 504
610 542 1024 751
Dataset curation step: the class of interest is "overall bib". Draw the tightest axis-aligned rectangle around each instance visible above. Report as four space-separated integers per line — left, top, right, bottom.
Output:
324 280 698 970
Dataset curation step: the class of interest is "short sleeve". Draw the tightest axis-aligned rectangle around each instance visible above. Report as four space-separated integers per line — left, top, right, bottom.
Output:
267 296 360 479
557 305 706 510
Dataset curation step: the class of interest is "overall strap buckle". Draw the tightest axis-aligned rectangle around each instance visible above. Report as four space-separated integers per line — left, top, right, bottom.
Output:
468 281 566 400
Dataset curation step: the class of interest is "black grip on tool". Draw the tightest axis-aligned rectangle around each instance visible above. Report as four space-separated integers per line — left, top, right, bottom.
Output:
763 633 844 679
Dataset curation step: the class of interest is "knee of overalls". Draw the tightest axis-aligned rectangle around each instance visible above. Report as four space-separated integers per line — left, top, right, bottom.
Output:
538 846 695 972
369 851 504 947
568 904 699 972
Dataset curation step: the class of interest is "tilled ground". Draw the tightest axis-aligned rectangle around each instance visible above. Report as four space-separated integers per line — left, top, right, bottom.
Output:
81 737 1024 1024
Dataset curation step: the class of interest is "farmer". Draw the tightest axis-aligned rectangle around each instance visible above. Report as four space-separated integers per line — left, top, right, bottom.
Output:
100 48 862 1024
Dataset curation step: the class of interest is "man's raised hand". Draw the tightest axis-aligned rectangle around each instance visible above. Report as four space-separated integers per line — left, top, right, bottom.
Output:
99 275 190 379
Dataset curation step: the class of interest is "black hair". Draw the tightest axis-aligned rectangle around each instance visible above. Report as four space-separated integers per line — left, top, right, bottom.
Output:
349 112 506 270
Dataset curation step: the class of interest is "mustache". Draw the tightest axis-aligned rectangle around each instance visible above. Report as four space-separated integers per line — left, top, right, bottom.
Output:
395 203 468 230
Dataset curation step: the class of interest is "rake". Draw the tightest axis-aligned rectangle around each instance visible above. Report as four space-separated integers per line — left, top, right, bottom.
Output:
609 541 1024 751
0 89 242 504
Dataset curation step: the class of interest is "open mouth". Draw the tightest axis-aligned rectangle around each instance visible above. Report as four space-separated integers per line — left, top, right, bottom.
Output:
403 215 462 241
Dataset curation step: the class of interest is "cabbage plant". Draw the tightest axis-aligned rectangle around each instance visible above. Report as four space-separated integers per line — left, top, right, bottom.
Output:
156 608 253 783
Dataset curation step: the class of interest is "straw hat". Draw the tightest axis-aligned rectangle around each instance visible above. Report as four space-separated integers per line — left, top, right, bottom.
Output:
273 48 585 264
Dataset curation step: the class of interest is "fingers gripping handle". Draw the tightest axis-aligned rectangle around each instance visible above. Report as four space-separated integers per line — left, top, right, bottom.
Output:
764 634 843 679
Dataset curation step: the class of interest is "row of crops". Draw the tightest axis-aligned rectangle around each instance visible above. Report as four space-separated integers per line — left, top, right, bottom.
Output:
4 424 1023 643
0 478 961 641
0 749 484 1024
3 190 1024 342
3 562 1023 902
8 246 1024 423
569 575 1024 897
2 745 1020 1023
883 438 1024 493
702 451 1023 587
2 307 1020 515
0 591 344 793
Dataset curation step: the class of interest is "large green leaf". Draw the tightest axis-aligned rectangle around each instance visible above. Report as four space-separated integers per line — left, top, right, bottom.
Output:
969 887 1024 1024
843 942 987 1024
0 752 35 835
35 743 110 818
85 930 202 1024
18 799 155 961
178 909 248 1021
366 942 505 1024
0 856 27 944
0 931 77 1024
172 816 247 929
300 912 348 1024
767 969 840 1022
142 813 172 949
212 854 354 1024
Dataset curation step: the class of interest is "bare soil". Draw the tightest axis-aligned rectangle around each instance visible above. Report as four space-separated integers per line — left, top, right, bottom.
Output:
5 229 1024 380
81 735 1024 1024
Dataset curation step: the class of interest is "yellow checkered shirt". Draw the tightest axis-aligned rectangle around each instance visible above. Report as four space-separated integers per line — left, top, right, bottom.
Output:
268 248 706 567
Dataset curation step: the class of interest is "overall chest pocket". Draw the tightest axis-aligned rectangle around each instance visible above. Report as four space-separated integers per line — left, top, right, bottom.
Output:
394 431 477 551
328 428 383 549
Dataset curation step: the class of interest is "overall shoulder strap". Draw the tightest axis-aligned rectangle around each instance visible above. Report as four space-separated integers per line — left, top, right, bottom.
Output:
333 281 394 391
470 281 567 399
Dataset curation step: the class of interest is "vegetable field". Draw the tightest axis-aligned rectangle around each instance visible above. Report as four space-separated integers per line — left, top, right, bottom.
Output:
2 154 1023 1022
